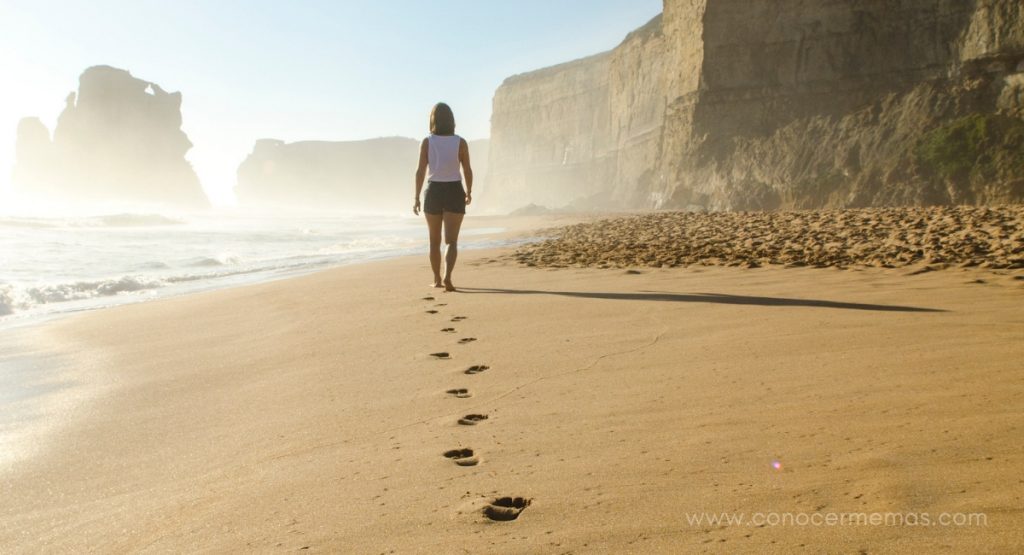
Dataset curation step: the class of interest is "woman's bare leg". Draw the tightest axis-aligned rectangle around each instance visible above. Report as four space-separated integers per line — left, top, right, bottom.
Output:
425 212 443 287
442 211 465 291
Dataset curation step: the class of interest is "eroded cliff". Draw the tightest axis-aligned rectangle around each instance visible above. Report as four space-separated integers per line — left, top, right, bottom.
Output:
488 52 613 209
488 0 1024 211
13 65 208 208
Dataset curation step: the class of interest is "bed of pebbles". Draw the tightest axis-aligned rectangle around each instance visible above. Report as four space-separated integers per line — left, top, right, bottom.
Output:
512 206 1024 271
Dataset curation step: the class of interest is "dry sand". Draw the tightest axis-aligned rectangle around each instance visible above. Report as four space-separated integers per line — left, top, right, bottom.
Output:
2 213 1023 553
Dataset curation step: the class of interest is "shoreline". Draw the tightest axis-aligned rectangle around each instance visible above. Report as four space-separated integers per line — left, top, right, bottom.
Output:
0 213 572 475
0 213 588 331
2 237 1022 551
0 212 590 473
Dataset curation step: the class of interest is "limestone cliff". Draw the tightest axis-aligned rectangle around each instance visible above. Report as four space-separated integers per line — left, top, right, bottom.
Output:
488 52 613 209
235 137 488 212
13 66 208 208
488 0 1024 211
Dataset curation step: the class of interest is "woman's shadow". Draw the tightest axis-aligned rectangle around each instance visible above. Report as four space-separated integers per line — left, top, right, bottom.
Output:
457 287 945 313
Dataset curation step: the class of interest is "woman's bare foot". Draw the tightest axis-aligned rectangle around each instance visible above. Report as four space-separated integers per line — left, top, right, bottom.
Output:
431 278 444 288
444 279 456 292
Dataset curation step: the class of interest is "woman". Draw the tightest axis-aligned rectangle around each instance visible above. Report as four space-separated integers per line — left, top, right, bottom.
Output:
413 102 473 292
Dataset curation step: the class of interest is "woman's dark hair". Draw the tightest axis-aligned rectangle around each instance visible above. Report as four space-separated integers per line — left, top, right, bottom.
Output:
430 102 456 136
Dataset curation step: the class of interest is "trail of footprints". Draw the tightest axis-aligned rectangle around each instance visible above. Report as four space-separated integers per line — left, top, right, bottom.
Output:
421 295 531 522
458 414 488 426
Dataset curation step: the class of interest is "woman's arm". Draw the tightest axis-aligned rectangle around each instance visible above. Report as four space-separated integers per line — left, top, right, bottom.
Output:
459 138 473 205
414 138 428 214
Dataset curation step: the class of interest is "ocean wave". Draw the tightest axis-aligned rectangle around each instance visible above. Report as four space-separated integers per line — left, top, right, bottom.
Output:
0 276 164 316
316 236 420 255
89 213 184 227
0 287 15 316
0 213 183 229
163 259 331 284
1 260 334 317
0 214 443 320
0 254 338 317
0 217 59 229
188 253 243 267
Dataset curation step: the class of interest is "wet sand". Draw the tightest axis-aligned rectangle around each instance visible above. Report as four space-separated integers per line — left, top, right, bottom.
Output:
1 211 1023 553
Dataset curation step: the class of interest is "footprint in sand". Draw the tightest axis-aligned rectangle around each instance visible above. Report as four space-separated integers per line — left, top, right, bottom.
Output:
464 365 489 375
443 448 479 466
483 497 531 521
441 327 456 333
430 352 451 359
458 337 477 344
450 316 467 322
458 414 488 426
426 310 439 314
446 388 472 398
422 296 435 301
435 303 447 307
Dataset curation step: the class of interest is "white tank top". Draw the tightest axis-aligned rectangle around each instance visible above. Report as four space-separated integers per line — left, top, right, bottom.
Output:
427 134 462 182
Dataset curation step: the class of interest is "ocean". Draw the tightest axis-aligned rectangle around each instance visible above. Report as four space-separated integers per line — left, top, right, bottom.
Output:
0 211 512 327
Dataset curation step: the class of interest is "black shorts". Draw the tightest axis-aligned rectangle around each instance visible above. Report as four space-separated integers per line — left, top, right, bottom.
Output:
424 181 466 215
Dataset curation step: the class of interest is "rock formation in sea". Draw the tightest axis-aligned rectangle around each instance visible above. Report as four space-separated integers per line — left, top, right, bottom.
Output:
488 0 1024 211
235 137 488 213
12 65 208 208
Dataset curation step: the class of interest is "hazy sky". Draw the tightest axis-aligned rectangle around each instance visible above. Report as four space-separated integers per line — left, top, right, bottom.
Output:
0 0 662 206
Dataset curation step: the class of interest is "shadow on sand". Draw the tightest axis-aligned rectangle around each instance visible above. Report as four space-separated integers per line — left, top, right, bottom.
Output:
457 288 946 313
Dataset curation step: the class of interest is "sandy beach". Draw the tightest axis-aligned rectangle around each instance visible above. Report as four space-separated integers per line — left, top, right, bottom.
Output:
2 211 1023 553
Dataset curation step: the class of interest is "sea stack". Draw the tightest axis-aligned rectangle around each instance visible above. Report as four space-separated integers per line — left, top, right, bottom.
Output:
13 65 208 208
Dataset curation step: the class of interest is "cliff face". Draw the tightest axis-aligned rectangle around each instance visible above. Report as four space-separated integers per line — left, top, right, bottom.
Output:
487 53 613 209
235 137 488 213
488 0 1024 211
13 66 208 208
